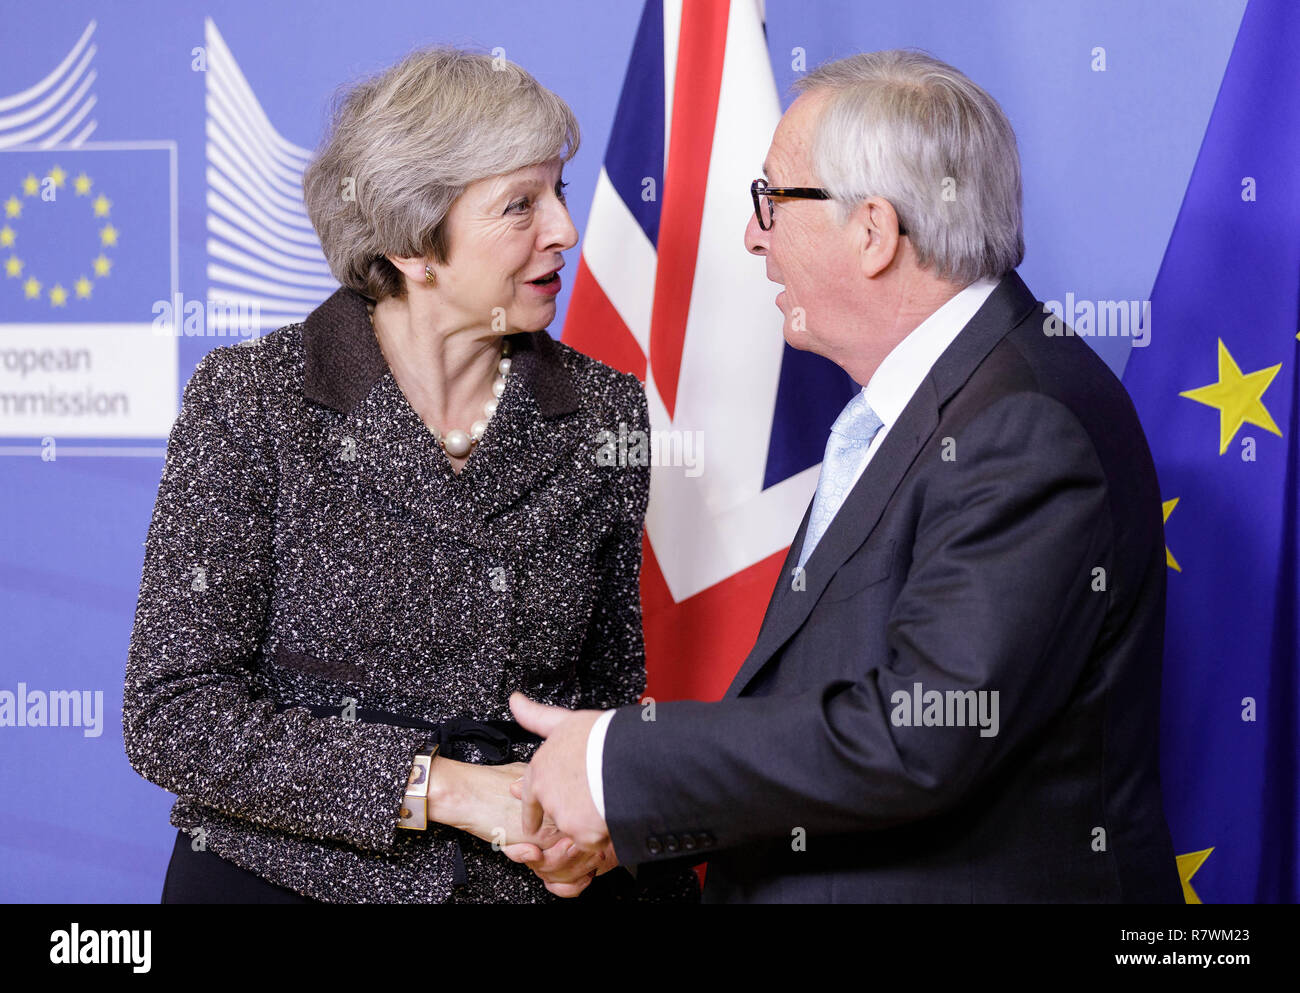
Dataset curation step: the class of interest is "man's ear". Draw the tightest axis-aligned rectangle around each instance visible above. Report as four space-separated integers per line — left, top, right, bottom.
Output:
851 196 904 278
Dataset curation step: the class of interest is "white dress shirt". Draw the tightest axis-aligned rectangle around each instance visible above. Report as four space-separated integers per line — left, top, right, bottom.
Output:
584 276 1002 820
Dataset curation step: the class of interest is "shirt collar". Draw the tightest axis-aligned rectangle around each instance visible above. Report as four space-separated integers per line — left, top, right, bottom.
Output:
861 276 1001 428
301 285 578 417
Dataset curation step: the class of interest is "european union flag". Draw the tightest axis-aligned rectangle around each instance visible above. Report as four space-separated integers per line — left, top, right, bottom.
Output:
0 144 173 323
1123 0 1299 904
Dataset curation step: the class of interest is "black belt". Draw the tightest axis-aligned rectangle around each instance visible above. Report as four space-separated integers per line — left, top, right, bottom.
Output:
272 700 542 887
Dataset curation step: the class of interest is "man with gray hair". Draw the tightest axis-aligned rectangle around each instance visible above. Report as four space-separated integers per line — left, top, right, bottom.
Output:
510 50 1182 903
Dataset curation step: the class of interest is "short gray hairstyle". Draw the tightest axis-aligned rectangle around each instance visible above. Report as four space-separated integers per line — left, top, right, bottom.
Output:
303 46 579 301
793 50 1023 284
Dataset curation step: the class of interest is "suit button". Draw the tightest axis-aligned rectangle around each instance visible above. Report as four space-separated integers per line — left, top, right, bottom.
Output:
699 832 715 847
664 834 679 853
681 834 696 851
646 837 662 855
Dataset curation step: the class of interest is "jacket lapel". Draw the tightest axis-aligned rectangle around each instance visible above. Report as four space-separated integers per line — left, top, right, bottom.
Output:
724 384 940 698
451 329 586 532
301 287 584 551
725 271 1040 698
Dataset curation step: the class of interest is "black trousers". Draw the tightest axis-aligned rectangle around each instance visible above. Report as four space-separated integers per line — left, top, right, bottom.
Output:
160 829 316 903
160 826 694 903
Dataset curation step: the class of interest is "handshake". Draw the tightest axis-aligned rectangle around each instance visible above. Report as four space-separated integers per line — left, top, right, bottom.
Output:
421 693 616 898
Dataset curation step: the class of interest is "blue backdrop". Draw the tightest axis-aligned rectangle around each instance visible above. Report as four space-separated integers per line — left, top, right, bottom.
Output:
0 0 1255 901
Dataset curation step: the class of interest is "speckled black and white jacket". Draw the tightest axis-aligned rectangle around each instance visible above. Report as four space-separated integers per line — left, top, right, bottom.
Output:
122 285 698 903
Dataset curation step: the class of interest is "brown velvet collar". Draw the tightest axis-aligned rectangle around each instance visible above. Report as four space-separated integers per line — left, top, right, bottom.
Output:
301 286 579 418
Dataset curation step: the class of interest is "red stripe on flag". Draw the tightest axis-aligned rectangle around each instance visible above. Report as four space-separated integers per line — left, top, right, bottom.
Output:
640 531 787 702
649 0 731 419
560 255 648 380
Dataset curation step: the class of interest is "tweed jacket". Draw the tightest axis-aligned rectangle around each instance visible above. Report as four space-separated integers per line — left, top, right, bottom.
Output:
123 286 697 903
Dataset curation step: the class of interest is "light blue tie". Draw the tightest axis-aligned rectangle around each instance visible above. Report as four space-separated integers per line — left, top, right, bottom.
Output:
797 392 884 571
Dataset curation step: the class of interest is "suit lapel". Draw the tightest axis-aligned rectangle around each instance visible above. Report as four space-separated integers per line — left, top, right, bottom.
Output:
725 384 940 698
725 271 1041 698
301 287 584 552
452 329 586 532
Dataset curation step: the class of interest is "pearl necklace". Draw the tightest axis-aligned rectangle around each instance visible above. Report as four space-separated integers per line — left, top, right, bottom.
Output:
367 302 512 459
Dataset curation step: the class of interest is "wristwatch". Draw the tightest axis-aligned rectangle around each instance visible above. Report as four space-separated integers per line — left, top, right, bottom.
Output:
398 743 439 830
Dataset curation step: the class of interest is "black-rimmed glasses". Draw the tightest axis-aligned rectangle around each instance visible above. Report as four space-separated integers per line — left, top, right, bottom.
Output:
751 178 828 230
750 177 907 235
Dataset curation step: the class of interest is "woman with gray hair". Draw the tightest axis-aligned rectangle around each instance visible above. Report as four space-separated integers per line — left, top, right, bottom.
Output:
123 46 698 904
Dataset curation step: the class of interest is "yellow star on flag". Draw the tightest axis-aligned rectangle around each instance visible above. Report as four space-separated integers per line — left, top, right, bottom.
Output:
1162 498 1181 572
23 276 41 299
74 173 92 196
4 196 21 219
92 254 112 277
0 225 14 247
22 173 40 196
74 276 93 299
4 256 21 277
1176 847 1214 904
99 223 119 247
92 193 112 217
47 164 67 188
1179 339 1282 454
49 283 68 307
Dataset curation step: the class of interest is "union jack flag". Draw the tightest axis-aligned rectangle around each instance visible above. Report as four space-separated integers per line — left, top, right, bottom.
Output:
563 0 857 700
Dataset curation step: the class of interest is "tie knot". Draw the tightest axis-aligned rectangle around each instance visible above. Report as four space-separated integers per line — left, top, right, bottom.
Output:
830 392 883 443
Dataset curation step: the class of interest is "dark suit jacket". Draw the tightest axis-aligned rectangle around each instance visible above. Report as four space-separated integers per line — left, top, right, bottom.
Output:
122 286 697 902
601 271 1183 903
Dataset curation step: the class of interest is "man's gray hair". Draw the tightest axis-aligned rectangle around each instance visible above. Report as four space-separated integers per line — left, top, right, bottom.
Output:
793 50 1023 284
303 46 579 301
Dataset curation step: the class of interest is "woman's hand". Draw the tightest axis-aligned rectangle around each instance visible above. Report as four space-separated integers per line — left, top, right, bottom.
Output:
426 758 563 849
500 778 619 897
500 836 618 898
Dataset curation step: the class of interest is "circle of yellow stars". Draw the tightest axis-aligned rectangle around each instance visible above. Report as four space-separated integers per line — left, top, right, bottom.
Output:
2 163 116 307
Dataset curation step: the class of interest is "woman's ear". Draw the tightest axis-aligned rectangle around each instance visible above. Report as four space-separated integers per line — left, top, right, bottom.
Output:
385 252 437 291
853 197 905 279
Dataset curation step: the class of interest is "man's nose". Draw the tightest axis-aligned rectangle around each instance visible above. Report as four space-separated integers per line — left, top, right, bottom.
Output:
744 211 767 256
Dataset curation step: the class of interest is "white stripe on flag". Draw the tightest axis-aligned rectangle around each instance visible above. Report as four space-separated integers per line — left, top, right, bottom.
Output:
662 0 682 175
582 167 658 357
644 0 819 601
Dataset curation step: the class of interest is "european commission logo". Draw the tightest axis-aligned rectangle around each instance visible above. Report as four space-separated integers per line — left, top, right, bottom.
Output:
0 19 179 445
0 144 178 439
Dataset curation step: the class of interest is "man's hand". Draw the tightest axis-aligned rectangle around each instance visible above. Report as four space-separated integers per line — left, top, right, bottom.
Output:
509 692 610 853
500 814 619 898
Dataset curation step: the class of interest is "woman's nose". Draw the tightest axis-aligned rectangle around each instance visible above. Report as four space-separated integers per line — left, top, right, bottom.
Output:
544 202 579 252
